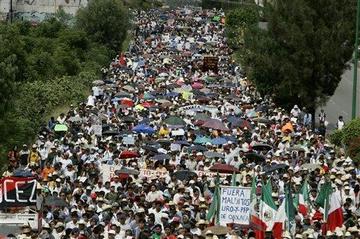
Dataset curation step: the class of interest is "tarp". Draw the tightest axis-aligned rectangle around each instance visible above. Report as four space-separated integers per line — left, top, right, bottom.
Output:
0 177 37 209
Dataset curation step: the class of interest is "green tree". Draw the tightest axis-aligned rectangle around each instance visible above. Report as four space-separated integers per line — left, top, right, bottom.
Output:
76 0 129 51
242 0 357 114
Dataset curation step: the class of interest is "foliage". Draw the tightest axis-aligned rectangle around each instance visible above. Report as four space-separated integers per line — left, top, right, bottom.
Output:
347 137 360 163
341 118 360 146
241 0 357 111
225 6 259 48
0 0 132 166
76 0 129 52
329 129 344 147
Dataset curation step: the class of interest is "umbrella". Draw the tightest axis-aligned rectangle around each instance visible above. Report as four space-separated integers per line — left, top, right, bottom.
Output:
252 143 273 151
301 163 322 171
204 151 225 159
211 137 227 145
54 124 68 132
144 92 156 100
121 98 134 107
44 196 68 207
202 119 229 131
194 113 210 121
252 117 273 125
123 85 135 92
92 80 104 86
159 72 169 77
187 145 208 152
264 164 289 174
173 140 190 146
246 110 257 118
133 124 155 134
192 82 204 89
203 226 230 235
245 153 266 164
172 170 197 181
116 167 139 175
152 154 171 161
194 136 212 145
120 150 139 159
141 102 155 108
209 163 239 174
164 116 186 126
142 145 159 153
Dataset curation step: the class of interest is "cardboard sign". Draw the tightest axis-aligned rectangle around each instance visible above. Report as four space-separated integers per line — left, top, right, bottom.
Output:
202 56 219 73
219 186 251 225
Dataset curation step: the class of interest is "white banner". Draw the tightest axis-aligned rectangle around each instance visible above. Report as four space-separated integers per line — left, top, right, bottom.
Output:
101 164 122 182
219 186 251 226
139 169 228 179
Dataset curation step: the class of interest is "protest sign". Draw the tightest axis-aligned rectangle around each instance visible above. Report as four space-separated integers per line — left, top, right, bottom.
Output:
219 186 251 225
101 164 122 182
139 169 228 179
0 177 37 208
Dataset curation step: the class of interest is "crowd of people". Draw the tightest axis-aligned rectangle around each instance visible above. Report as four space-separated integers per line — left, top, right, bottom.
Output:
3 6 360 239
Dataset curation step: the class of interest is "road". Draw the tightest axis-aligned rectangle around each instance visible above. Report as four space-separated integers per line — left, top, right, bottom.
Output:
316 64 360 130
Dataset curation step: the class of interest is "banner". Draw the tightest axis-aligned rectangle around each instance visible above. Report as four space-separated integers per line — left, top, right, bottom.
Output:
219 186 251 226
139 169 228 179
0 177 37 208
101 164 122 182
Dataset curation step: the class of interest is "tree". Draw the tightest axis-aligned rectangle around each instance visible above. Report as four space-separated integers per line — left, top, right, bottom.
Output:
242 0 357 113
76 0 129 51
226 6 259 48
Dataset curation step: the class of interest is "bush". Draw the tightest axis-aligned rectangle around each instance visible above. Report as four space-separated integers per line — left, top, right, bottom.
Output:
329 129 344 147
342 118 360 146
347 137 360 164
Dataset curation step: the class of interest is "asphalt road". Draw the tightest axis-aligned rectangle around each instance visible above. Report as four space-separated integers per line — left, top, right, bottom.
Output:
316 64 360 130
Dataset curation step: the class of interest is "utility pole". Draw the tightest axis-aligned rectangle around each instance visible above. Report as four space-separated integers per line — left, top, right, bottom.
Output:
352 0 360 119
9 0 13 23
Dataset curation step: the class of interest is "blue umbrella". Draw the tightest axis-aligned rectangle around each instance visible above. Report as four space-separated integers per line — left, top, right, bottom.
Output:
166 92 179 98
173 140 190 146
133 124 155 134
223 136 238 143
194 136 212 145
211 137 227 145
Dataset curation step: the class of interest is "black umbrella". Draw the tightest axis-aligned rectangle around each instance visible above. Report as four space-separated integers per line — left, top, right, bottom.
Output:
142 145 160 153
252 117 273 125
252 143 273 151
173 140 190 146
171 170 197 181
152 154 171 161
122 116 136 123
13 169 33 177
44 196 68 207
263 164 289 174
187 145 208 152
245 153 266 164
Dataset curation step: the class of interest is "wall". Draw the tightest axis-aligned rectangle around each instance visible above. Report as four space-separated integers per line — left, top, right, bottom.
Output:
0 0 88 20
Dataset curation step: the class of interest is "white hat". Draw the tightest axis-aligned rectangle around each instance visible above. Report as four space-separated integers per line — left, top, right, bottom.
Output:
108 230 116 235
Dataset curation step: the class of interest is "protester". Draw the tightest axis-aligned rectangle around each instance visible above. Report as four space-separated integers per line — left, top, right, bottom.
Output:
4 6 358 239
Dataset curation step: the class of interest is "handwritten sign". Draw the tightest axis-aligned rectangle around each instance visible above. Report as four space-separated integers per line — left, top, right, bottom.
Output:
219 186 251 226
202 56 219 73
139 169 228 179
101 164 122 182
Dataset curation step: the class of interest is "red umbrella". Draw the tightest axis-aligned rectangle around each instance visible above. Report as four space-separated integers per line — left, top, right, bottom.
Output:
121 98 134 107
120 150 139 159
192 82 204 89
209 163 239 174
202 119 229 131
141 101 155 108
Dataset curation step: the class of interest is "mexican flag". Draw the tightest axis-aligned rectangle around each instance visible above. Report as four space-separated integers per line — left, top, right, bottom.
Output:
259 180 277 231
298 181 310 216
272 187 296 239
316 181 343 232
249 176 266 239
206 174 221 225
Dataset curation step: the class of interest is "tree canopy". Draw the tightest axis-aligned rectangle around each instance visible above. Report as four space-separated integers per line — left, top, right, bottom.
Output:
241 0 357 111
76 0 129 51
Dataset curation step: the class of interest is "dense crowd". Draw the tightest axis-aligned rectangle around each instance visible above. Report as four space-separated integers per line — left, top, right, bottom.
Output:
4 6 360 239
